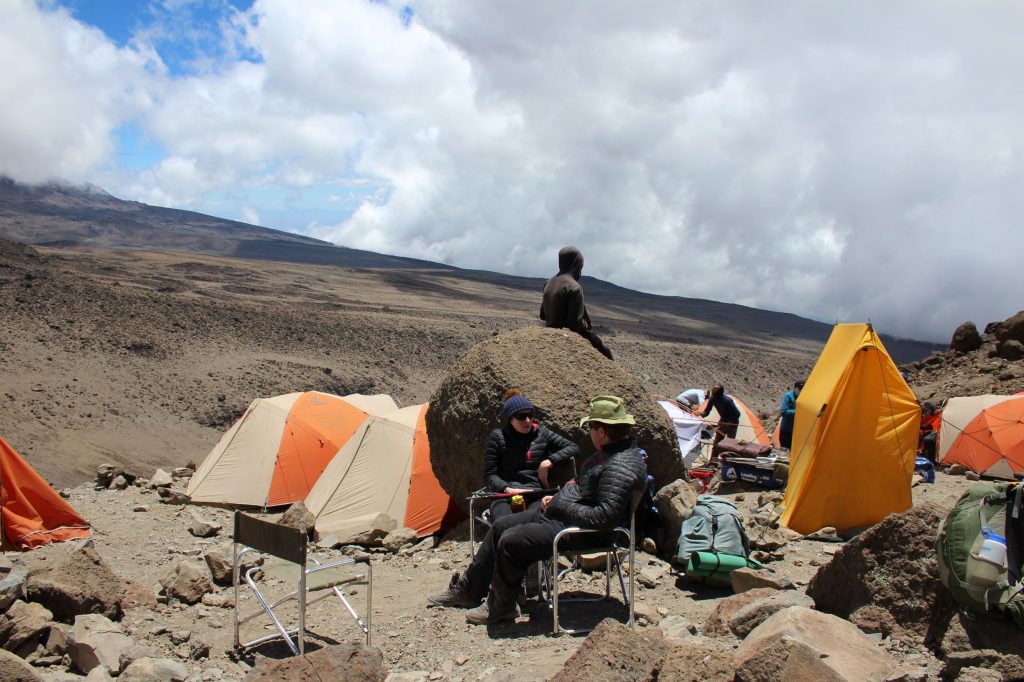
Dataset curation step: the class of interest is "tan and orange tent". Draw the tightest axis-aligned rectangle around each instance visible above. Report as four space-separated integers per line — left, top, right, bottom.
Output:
942 396 1024 478
781 324 920 535
304 403 464 539
938 394 1024 470
1 436 90 550
700 395 770 445
187 391 399 507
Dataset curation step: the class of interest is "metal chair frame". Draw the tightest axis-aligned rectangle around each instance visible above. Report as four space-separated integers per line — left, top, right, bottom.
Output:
540 490 641 635
231 511 372 655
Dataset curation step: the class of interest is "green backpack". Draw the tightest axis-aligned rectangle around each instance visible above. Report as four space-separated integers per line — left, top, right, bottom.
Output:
935 482 1024 628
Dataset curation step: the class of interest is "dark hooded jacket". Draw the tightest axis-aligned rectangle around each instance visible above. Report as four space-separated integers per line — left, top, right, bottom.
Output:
545 437 647 530
484 423 580 492
540 246 591 332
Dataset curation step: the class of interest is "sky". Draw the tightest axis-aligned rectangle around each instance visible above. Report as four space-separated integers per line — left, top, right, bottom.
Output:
2 1 1023 342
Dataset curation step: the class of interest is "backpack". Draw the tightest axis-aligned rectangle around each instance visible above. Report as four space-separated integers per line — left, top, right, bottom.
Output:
673 495 750 568
935 482 1024 628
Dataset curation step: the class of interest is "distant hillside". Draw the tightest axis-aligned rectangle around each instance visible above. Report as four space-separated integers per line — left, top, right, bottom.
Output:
0 177 941 362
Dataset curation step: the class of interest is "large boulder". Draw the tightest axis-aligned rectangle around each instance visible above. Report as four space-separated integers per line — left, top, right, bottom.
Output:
806 503 955 646
950 322 982 353
119 657 188 681
734 606 898 682
426 327 683 507
727 590 815 638
549 618 671 682
993 310 1024 344
704 587 778 637
243 642 386 681
26 544 127 622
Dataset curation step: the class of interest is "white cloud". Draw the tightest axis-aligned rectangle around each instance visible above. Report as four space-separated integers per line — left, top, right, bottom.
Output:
4 0 1024 341
0 0 155 182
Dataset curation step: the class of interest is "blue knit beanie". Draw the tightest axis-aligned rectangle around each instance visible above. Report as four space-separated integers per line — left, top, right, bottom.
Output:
503 394 534 420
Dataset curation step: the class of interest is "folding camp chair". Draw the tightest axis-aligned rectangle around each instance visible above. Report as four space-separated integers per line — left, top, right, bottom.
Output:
232 511 372 655
467 457 578 557
539 487 643 635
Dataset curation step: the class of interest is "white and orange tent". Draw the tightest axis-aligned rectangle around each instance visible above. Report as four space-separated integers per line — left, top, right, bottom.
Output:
699 394 771 445
939 394 1024 478
187 391 399 508
304 403 464 539
1 435 90 550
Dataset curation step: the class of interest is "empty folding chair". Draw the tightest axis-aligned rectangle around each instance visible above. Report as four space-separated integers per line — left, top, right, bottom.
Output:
232 511 372 655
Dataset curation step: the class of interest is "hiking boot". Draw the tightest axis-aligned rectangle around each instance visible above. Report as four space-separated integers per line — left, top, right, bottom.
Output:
427 572 480 609
466 575 521 625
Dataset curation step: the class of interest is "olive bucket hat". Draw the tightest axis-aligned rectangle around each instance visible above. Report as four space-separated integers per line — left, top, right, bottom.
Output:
579 395 636 427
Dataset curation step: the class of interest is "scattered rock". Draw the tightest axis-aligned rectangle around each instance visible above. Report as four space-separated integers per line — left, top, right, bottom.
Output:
156 488 189 505
119 657 188 682
633 601 661 625
965 470 981 481
653 478 698 557
731 567 796 593
188 509 222 538
67 614 135 676
948 464 967 476
108 475 128 491
0 600 54 654
656 636 735 682
26 543 127 622
170 467 193 479
998 339 1024 361
549 618 671 682
727 590 815 638
657 614 697 639
279 501 316 537
149 470 173 488
0 565 28 611
243 642 386 681
705 588 777 636
0 648 44 682
322 513 397 547
159 562 214 605
734 606 898 682
382 528 418 553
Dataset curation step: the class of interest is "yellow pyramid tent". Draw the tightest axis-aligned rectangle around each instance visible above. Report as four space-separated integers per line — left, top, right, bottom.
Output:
781 323 920 535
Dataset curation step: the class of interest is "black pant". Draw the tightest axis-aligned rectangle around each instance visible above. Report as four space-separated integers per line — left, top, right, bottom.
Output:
779 429 793 449
490 497 543 521
463 509 569 599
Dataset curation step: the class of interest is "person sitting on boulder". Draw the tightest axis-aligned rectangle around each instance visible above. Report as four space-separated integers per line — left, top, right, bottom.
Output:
540 245 614 360
702 384 741 460
428 395 648 625
484 388 580 520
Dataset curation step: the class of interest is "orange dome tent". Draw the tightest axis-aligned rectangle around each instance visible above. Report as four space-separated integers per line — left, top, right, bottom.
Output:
304 403 464 538
943 399 1024 479
187 391 399 508
1 436 90 550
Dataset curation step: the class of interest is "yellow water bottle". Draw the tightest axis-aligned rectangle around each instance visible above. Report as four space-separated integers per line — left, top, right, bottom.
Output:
511 494 525 513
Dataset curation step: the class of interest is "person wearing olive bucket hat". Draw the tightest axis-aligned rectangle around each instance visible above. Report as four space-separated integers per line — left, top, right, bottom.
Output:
428 395 647 625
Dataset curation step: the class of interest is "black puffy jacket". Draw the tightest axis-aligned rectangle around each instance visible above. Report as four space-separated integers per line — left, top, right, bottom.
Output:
484 423 579 493
545 438 647 530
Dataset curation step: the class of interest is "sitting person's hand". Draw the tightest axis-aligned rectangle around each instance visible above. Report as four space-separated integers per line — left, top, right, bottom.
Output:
540 495 554 511
537 459 553 487
504 487 532 495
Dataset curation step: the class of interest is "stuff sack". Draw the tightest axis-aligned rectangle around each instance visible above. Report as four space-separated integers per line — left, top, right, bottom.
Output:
716 438 773 458
935 482 1024 628
673 495 750 569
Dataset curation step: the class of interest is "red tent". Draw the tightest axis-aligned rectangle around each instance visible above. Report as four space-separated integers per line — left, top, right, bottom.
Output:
943 399 1024 478
1 436 90 550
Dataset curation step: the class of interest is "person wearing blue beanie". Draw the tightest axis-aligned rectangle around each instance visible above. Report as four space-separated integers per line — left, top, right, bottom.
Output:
482 388 579 521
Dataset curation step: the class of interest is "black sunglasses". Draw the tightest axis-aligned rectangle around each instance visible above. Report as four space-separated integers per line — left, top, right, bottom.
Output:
512 411 534 421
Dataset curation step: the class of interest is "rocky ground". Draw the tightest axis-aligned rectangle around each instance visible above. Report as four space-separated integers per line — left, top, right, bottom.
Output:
0 457 989 682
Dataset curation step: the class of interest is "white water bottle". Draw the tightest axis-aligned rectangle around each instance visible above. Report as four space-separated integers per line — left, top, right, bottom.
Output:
978 527 1007 568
